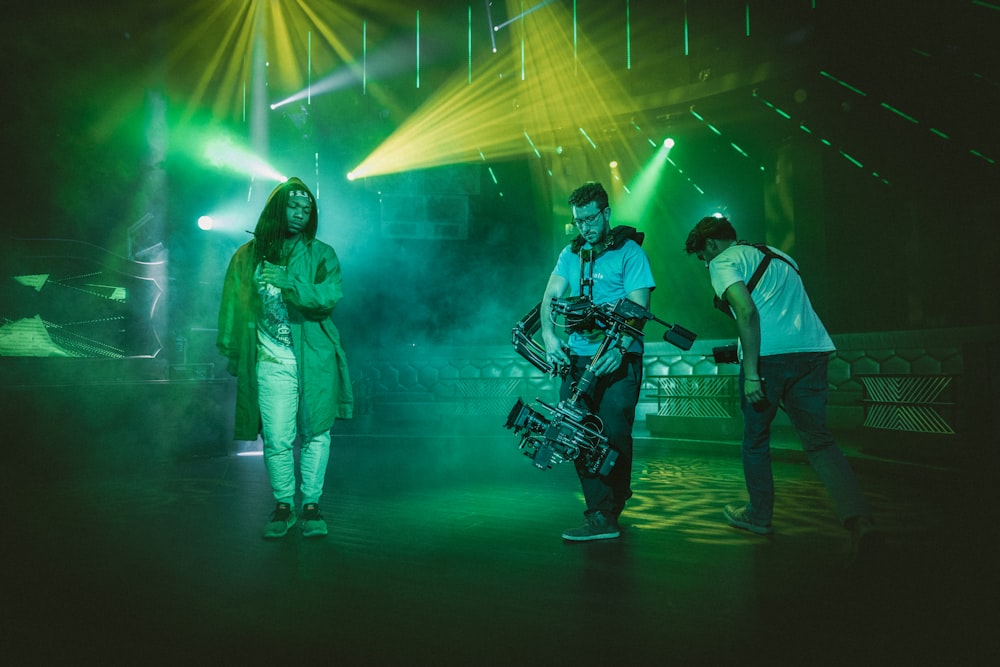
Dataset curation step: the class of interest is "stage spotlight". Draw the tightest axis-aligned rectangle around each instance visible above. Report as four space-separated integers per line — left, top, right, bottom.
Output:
197 215 215 231
664 138 675 149
486 0 498 52
609 160 618 169
202 135 285 182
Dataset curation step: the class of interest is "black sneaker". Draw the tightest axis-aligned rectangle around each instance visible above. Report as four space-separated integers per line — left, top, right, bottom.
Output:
263 502 296 539
844 515 875 568
562 511 621 542
723 503 773 535
300 503 328 538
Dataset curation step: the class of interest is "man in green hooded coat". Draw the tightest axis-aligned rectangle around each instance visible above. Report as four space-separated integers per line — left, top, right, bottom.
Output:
218 177 353 540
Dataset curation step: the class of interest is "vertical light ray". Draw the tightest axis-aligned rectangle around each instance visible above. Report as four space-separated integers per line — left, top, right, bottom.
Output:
573 0 578 73
626 0 631 70
520 1 526 80
684 0 689 56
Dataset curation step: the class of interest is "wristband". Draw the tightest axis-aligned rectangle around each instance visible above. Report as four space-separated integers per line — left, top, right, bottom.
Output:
745 377 761 382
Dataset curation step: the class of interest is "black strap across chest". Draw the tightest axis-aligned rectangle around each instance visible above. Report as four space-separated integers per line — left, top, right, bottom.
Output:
714 243 799 316
744 243 798 291
573 226 644 299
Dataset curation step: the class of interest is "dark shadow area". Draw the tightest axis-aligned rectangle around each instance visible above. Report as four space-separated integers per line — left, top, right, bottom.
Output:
3 389 995 663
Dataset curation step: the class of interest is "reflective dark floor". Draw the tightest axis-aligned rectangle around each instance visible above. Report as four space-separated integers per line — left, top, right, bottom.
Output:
6 423 996 665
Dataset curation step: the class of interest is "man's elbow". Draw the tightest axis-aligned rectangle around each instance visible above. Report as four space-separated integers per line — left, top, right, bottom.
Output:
735 306 759 326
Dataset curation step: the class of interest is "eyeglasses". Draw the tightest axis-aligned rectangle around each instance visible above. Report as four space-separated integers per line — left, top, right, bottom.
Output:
573 208 606 228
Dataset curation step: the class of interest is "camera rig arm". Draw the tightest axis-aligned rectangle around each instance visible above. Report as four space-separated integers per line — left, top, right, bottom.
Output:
594 297 698 352
512 297 697 377
511 301 551 375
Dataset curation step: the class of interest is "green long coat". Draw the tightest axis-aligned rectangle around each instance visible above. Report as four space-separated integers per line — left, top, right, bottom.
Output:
217 236 353 441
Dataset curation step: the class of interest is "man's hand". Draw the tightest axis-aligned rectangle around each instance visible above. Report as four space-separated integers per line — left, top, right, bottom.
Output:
591 347 625 377
744 377 766 408
541 331 570 375
259 261 293 289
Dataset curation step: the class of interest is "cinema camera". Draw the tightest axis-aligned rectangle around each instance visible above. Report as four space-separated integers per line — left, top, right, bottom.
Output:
505 296 696 473
505 396 616 474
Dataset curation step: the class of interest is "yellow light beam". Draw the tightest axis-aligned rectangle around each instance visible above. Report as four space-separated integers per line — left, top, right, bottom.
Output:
350 0 648 180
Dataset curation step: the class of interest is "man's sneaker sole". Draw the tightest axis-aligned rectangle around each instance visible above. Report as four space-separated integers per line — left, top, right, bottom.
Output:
561 527 621 542
562 530 621 542
723 506 773 535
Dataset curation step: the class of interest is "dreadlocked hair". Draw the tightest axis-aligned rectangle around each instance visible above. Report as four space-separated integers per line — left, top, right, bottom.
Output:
252 177 318 265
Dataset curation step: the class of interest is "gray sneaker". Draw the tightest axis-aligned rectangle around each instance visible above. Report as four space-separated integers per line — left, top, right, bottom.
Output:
263 502 296 539
300 503 328 538
562 511 621 542
723 503 773 535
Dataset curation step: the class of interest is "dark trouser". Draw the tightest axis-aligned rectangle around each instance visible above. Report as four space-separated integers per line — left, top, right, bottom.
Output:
741 352 871 527
560 354 643 516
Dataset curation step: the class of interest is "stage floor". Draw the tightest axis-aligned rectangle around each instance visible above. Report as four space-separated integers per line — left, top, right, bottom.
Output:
6 429 996 665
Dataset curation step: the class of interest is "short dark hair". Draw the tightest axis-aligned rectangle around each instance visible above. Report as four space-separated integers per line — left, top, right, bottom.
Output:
568 182 609 211
685 215 737 254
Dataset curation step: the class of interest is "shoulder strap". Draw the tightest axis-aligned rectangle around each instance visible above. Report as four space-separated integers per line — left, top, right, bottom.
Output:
744 247 773 293
744 243 799 293
713 243 800 318
571 225 644 254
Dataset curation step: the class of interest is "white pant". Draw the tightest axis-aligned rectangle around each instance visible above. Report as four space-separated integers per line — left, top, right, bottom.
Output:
257 357 331 505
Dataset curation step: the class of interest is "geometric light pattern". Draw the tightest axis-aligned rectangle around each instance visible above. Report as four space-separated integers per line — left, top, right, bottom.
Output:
651 376 737 418
861 375 955 435
13 274 49 292
450 378 523 417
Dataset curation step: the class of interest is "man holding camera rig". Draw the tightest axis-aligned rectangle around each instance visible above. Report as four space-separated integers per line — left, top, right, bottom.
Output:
540 182 656 541
685 215 873 564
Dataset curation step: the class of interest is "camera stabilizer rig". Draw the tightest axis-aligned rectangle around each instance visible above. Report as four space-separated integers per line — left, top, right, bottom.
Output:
505 296 697 473
505 396 614 475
